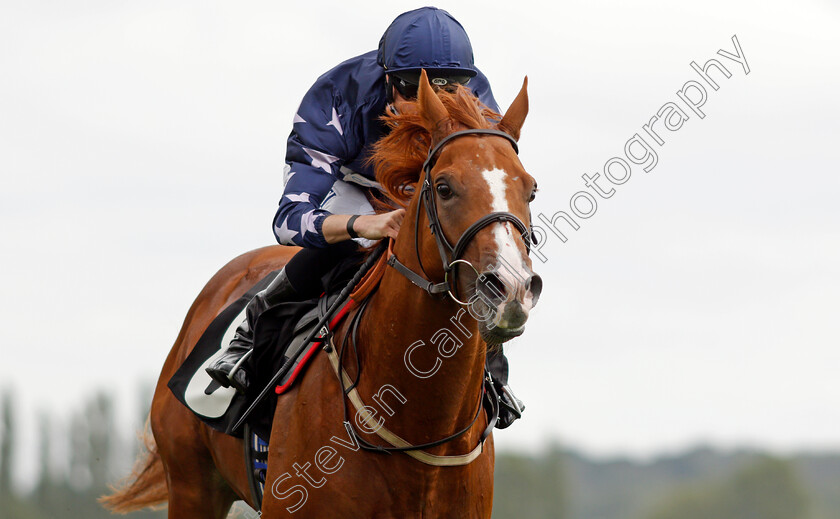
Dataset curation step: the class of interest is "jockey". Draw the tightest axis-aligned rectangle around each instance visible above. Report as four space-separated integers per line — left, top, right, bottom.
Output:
206 7 525 428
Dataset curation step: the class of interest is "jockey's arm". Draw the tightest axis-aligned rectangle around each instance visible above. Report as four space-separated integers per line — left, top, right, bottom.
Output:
321 210 405 243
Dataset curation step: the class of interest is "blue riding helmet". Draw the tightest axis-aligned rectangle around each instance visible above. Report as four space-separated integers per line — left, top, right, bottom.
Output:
377 7 477 78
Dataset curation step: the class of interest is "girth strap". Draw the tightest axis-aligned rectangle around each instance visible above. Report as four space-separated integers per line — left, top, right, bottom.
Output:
324 336 485 467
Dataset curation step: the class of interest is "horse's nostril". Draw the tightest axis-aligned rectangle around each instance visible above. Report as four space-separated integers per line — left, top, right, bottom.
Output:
528 274 543 305
477 272 508 305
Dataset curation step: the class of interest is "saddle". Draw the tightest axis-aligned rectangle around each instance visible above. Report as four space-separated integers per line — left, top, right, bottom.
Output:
167 254 361 441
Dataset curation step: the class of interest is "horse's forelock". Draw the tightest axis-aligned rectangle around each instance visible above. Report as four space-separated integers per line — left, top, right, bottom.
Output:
369 86 501 207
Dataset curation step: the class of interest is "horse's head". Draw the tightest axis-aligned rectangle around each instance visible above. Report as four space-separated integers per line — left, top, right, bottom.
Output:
375 71 542 345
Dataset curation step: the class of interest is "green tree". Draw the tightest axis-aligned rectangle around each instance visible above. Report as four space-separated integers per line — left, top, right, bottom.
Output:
493 446 567 519
86 392 113 489
1 390 12 497
644 456 810 519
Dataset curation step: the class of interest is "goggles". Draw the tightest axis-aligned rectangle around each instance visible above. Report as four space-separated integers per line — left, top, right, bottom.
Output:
392 71 473 99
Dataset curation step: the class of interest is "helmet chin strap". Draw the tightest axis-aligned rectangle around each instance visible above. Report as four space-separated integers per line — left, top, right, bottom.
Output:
384 74 395 105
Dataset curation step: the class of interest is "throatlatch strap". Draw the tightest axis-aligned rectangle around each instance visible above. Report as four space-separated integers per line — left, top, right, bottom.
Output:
386 254 449 295
323 337 484 467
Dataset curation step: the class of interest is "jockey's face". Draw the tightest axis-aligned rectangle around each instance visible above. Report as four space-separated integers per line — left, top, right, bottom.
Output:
386 75 414 115
388 72 470 103
393 84 410 103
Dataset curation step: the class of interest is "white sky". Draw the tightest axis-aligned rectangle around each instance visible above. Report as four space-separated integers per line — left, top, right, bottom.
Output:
1 0 839 486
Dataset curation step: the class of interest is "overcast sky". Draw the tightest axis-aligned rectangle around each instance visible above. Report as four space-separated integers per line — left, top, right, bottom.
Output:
2 0 839 487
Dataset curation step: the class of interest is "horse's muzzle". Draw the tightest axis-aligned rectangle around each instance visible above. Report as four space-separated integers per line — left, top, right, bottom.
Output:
473 269 542 345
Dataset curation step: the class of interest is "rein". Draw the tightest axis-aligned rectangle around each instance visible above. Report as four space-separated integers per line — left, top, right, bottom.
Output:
386 129 533 304
325 299 499 466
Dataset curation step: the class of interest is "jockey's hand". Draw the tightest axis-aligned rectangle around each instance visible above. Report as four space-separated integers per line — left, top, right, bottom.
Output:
323 210 405 243
354 209 405 241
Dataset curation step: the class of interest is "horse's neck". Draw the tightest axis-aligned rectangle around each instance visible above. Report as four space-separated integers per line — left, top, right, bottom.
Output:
352 228 487 446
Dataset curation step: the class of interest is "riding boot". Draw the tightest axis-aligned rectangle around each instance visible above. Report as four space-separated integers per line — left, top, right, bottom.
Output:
206 268 298 393
487 347 525 429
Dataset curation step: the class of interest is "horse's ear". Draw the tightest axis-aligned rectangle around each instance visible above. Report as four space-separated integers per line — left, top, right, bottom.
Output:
417 69 451 143
498 76 529 142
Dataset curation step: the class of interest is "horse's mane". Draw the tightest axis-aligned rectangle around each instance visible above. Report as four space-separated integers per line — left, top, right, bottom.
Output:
370 86 501 207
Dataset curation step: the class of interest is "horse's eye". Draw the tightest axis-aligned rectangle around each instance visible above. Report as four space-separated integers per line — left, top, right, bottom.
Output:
436 183 453 200
528 188 537 203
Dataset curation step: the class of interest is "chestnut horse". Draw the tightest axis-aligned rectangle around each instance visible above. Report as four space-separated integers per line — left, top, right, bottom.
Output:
102 72 540 518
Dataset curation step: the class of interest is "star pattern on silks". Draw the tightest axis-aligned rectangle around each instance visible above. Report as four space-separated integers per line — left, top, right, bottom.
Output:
285 192 310 203
302 146 340 174
293 112 306 124
299 209 319 238
283 164 296 183
274 217 299 244
326 107 343 135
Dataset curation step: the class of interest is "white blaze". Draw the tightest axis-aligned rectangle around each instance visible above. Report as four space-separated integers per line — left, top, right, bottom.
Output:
481 168 535 325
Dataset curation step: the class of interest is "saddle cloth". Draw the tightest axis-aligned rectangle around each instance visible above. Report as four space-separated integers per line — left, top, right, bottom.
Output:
167 271 345 439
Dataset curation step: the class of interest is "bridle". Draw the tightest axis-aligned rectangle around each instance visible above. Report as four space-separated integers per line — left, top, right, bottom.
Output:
386 128 534 303
332 128 535 466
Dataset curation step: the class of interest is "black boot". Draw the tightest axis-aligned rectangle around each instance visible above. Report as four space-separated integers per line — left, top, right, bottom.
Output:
487 347 525 429
206 268 298 393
